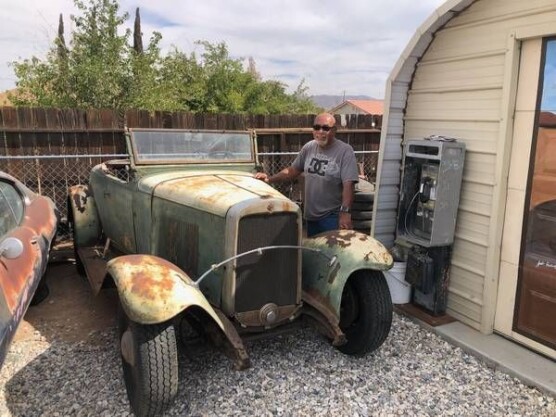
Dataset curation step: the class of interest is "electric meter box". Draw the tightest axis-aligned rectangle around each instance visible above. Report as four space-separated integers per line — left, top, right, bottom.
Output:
396 139 466 247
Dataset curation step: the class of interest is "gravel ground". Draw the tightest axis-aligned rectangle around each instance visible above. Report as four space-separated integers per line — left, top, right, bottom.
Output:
0 314 554 416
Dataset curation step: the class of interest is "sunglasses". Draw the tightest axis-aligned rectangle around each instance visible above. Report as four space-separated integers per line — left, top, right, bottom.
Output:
313 124 333 132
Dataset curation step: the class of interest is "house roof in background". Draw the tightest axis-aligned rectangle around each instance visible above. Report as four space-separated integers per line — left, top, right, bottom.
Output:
330 99 384 115
540 111 556 127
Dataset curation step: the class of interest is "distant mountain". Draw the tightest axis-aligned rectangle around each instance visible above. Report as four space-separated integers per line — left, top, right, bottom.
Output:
310 95 373 110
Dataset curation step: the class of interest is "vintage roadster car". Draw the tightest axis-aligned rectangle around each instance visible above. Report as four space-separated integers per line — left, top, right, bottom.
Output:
0 171 57 367
69 129 393 417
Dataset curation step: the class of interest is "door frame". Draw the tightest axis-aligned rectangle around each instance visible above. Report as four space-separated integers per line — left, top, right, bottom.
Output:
492 28 556 359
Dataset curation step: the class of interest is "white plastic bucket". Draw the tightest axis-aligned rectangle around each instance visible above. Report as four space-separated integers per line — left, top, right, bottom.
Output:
384 261 411 304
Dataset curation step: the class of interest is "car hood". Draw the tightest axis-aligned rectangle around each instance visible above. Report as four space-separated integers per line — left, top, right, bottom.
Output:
140 171 289 217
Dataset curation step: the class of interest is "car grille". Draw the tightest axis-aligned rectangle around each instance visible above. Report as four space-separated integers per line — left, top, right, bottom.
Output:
235 213 299 312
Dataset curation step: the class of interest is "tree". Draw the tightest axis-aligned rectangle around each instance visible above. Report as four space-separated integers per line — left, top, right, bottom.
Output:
57 14 68 61
133 8 143 54
11 0 132 108
10 0 319 114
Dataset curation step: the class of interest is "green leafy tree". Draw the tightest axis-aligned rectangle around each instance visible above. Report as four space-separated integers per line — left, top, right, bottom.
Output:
10 0 319 114
11 0 132 108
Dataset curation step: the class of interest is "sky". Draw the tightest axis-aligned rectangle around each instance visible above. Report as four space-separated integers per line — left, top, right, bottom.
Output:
0 0 447 99
541 39 556 112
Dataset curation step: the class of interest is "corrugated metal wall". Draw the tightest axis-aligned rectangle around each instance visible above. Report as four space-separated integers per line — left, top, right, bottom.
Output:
374 0 556 330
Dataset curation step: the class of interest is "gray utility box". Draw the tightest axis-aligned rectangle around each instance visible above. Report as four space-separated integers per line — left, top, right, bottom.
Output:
396 139 466 247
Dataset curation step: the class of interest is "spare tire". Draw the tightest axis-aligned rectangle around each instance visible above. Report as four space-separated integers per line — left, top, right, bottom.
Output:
354 192 374 203
352 201 373 211
352 210 372 220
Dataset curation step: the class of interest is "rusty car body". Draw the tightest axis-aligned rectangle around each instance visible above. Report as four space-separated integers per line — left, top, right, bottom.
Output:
68 129 393 417
0 171 57 367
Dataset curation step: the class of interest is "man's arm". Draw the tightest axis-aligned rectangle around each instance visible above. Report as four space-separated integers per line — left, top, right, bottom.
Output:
339 181 355 230
254 166 302 184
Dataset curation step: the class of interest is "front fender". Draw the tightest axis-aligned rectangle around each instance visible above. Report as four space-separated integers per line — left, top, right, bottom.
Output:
107 254 224 329
302 230 393 316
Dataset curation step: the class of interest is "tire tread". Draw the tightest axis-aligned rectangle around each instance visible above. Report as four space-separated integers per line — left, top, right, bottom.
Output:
338 271 393 355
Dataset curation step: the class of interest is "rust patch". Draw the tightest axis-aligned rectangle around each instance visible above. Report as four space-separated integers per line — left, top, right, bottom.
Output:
0 227 40 312
129 269 175 301
303 287 336 315
267 203 274 212
363 251 375 262
70 185 92 213
23 197 57 239
323 230 357 248
213 309 251 370
122 235 133 252
282 201 293 211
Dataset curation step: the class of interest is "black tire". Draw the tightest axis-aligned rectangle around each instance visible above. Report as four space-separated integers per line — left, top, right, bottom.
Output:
353 219 372 229
30 278 50 306
337 270 392 356
118 305 179 417
354 192 374 203
352 201 373 211
352 210 373 220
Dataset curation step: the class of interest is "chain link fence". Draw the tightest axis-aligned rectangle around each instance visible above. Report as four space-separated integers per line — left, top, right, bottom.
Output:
0 149 378 241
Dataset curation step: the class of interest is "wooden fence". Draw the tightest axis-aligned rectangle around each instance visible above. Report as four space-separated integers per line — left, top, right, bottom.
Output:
0 107 382 228
0 107 381 154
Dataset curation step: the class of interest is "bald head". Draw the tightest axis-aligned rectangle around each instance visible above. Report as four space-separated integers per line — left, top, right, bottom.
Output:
314 112 336 128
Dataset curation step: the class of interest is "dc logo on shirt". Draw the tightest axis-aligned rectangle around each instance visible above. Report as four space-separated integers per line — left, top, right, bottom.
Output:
308 158 328 176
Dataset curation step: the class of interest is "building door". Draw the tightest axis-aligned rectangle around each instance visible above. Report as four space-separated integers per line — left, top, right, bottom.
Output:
494 37 556 358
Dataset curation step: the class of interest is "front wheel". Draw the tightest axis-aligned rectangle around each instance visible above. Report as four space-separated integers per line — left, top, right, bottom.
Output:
337 270 392 356
118 305 179 417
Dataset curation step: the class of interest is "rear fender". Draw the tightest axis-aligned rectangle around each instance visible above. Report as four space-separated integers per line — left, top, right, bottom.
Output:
302 230 393 316
68 185 101 247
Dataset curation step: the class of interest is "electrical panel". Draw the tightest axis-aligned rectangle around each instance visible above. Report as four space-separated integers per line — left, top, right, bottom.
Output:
396 139 466 247
406 245 452 315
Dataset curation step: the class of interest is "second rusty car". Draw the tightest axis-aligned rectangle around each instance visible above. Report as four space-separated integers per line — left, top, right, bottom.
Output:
68 129 393 417
0 171 57 368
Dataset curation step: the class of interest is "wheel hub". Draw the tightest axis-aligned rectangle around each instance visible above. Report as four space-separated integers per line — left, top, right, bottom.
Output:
121 328 136 366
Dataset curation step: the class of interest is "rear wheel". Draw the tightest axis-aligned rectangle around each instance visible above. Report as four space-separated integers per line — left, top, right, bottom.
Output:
30 278 50 306
337 270 392 355
118 305 179 417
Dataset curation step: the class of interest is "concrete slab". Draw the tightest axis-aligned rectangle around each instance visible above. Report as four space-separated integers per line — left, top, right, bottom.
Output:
435 321 556 397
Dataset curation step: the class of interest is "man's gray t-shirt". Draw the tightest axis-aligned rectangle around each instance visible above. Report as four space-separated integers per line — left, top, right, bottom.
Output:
292 139 359 220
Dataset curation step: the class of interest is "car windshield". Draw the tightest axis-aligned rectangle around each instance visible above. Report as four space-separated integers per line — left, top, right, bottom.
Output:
130 129 254 164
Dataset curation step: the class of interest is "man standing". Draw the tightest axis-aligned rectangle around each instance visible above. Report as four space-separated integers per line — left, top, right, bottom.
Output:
255 112 359 237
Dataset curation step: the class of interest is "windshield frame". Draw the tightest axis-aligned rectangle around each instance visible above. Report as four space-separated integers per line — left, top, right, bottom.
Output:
127 128 256 166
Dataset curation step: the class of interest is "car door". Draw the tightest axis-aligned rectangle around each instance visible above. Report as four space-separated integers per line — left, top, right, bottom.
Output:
0 178 44 365
90 168 137 254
